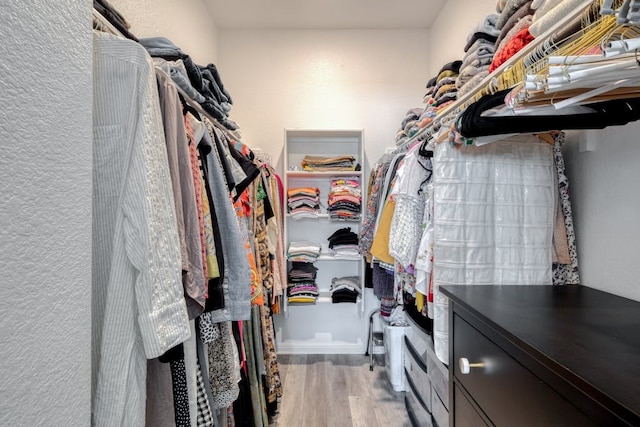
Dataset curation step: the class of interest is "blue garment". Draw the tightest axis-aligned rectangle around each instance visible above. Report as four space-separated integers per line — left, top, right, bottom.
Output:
154 58 205 104
140 37 237 130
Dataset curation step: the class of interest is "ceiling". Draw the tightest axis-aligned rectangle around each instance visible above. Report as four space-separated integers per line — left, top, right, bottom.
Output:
204 0 448 30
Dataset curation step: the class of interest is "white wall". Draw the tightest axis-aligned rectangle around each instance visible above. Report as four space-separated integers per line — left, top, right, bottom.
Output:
563 127 640 301
428 0 496 77
0 2 92 425
218 29 430 174
110 0 219 64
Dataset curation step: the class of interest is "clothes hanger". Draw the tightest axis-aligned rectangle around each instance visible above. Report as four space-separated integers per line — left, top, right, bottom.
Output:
602 0 617 15
179 94 202 119
418 133 434 158
552 75 640 109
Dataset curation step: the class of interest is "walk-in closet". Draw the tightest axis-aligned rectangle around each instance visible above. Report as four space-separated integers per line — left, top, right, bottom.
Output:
2 0 640 426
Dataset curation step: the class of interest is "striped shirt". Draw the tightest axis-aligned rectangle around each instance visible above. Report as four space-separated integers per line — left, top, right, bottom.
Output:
92 32 191 426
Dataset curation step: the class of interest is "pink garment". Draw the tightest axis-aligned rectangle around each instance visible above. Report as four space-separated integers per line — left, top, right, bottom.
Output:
183 116 208 285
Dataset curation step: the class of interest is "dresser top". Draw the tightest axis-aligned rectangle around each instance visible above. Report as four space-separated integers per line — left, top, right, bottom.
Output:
440 285 640 422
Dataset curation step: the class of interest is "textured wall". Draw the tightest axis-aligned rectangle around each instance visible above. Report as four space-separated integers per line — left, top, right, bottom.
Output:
0 2 92 425
428 0 496 77
563 127 640 301
218 29 430 173
110 0 219 64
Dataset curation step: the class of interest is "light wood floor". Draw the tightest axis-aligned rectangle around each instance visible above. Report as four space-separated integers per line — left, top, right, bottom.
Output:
271 354 411 427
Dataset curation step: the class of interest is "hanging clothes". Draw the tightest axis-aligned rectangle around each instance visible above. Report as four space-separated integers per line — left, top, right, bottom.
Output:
260 163 287 306
360 159 392 261
94 5 288 424
156 69 207 318
199 118 252 322
388 149 433 270
551 132 580 285
92 31 191 426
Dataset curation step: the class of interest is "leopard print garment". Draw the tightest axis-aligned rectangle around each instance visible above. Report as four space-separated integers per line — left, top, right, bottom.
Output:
204 320 239 410
552 132 580 285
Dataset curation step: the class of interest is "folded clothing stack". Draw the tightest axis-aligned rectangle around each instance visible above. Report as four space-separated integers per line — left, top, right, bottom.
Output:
327 177 361 221
287 187 320 219
301 155 357 171
139 37 237 130
287 261 319 304
416 66 462 134
529 0 584 37
327 227 360 260
395 107 425 146
490 0 536 72
432 60 463 108
422 77 437 105
457 14 500 97
330 276 361 303
287 241 321 263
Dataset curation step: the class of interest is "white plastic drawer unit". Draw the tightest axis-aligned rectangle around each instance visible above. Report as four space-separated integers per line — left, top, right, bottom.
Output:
405 310 431 360
427 342 449 411
405 367 433 427
383 324 411 392
431 388 448 427
403 335 431 412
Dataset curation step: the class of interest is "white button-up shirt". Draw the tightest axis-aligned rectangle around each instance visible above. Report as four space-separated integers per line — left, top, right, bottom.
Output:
92 31 191 426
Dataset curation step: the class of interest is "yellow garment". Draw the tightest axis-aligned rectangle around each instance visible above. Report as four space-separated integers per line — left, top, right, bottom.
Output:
287 296 316 304
201 182 220 280
535 132 555 145
437 69 456 82
415 291 425 312
287 186 319 197
370 199 396 265
434 83 457 100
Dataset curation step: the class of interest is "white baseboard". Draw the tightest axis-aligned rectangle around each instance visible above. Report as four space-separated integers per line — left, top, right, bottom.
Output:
276 341 367 354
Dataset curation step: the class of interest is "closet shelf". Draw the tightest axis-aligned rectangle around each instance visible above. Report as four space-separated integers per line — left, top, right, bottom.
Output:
286 213 330 219
278 129 367 344
285 213 361 222
317 296 361 304
286 255 361 262
316 255 361 262
285 170 362 178
287 295 361 305
403 0 595 148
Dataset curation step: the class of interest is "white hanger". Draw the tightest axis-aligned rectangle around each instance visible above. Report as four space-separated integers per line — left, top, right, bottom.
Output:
553 77 640 109
252 148 272 164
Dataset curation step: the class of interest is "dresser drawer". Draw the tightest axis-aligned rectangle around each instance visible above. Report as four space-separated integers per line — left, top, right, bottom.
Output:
453 314 597 426
427 343 449 410
453 383 489 427
404 337 431 411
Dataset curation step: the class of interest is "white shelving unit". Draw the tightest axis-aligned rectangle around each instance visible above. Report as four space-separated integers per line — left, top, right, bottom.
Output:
274 129 373 354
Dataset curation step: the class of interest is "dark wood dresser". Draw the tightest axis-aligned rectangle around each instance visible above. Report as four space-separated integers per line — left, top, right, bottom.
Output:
440 285 640 426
